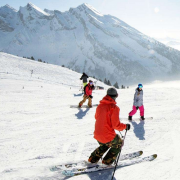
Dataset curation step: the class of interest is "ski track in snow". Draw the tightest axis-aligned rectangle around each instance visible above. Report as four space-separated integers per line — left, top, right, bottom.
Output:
0 53 180 180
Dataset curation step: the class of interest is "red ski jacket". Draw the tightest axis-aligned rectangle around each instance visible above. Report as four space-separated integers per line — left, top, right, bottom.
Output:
85 83 94 96
94 95 126 143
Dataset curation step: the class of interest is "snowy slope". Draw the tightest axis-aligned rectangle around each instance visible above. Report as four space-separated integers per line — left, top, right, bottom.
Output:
0 3 180 85
1 53 180 180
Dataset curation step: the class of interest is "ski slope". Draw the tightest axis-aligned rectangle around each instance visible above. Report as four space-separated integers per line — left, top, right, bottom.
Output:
0 52 180 180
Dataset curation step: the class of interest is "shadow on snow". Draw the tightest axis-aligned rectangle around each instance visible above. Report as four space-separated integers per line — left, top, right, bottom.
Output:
74 93 83 97
131 120 145 140
75 108 90 119
61 168 117 180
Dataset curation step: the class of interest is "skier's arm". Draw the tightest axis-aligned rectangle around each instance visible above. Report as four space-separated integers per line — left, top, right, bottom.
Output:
134 92 138 107
111 107 126 131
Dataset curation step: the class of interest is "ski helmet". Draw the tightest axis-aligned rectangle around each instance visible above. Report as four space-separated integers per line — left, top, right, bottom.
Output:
138 83 143 88
107 88 118 97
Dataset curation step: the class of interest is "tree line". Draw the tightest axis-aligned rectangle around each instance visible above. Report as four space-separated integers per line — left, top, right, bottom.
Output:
23 56 47 63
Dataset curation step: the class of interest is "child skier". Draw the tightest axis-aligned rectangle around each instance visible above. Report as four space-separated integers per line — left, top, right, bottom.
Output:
88 88 130 165
128 83 145 120
78 80 94 108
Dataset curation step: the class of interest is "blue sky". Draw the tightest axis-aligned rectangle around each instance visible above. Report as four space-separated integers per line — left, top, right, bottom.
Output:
1 0 180 39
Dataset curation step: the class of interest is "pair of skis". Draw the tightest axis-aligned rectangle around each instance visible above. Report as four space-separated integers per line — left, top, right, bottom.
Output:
50 150 157 176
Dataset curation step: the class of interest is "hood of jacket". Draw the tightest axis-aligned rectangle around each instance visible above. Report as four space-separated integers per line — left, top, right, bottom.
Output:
99 95 116 105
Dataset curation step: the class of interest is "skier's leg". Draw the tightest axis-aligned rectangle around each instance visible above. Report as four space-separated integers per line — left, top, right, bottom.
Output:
129 105 137 116
139 105 144 116
88 143 109 163
102 135 123 165
88 97 92 107
139 105 145 119
79 95 88 106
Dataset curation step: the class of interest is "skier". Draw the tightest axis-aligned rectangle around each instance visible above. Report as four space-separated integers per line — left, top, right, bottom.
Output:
80 72 89 87
88 87 130 165
128 83 145 120
78 80 94 108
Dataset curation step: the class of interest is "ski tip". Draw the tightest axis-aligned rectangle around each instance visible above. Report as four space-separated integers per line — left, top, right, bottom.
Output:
149 154 157 161
139 151 143 155
153 154 157 159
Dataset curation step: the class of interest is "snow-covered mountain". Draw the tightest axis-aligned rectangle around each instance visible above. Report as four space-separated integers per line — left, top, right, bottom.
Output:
0 3 180 85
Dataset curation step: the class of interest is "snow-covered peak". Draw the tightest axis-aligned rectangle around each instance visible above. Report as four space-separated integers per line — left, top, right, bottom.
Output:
0 4 17 12
0 4 17 18
20 3 50 17
83 3 103 16
0 4 17 30
72 3 103 17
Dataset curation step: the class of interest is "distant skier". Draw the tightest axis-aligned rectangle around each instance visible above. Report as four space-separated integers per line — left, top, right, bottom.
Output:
88 88 130 165
78 80 94 108
128 83 145 120
80 72 89 87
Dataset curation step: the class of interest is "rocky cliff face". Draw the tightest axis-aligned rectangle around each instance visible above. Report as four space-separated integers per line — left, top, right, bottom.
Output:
0 3 180 85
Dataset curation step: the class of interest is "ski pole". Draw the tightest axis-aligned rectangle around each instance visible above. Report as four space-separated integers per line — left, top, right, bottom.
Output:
111 129 127 180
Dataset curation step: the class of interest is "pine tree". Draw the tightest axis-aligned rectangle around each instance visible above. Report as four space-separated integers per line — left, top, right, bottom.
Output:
31 56 35 60
107 80 111 86
114 82 119 89
104 78 108 85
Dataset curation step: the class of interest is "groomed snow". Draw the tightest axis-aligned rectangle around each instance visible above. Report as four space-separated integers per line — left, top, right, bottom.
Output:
0 52 180 180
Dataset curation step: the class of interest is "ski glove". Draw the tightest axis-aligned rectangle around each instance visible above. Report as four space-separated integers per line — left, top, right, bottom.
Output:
136 106 139 110
126 124 131 131
89 95 93 99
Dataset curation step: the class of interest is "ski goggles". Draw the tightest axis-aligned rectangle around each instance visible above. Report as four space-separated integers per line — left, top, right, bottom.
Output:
90 82 93 85
138 86 143 88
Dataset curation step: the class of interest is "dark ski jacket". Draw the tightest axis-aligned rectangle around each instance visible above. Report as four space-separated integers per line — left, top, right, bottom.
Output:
80 73 89 83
